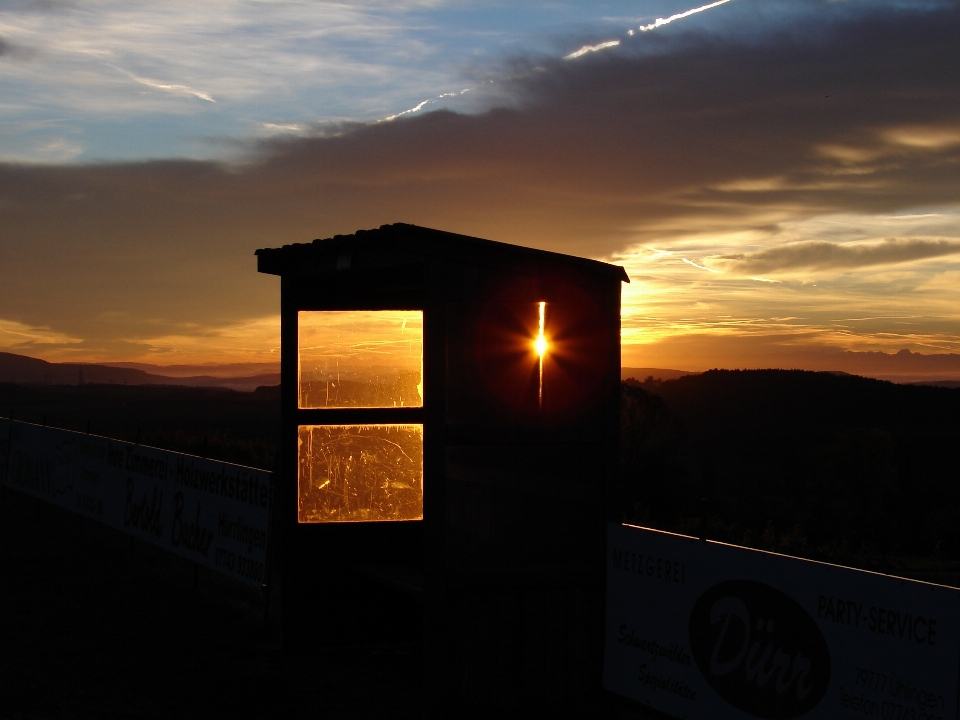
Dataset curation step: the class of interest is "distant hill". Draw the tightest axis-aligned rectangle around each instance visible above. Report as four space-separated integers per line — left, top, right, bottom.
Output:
647 368 960 430
907 380 960 389
621 367 696 382
0 352 279 392
8 352 693 389
721 348 960 383
102 361 278 379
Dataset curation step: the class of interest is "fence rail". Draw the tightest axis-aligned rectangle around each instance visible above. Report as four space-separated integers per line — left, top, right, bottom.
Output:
0 418 272 588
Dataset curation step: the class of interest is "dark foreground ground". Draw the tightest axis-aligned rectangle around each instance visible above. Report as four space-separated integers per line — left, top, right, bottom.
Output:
0 489 424 720
4 373 960 717
1 489 669 720
4 487 957 720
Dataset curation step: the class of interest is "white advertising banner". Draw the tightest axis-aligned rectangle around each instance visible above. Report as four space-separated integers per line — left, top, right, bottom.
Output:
0 419 271 588
605 522 960 720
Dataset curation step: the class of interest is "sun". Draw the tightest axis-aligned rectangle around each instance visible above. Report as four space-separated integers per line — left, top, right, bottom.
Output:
535 302 548 358
535 301 548 409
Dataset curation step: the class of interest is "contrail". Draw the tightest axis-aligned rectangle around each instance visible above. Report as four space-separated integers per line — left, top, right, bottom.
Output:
382 88 472 122
262 123 304 132
566 0 736 60
564 40 621 60
131 79 216 102
645 246 675 260
395 1 738 122
682 258 718 272
637 0 735 32
111 65 215 102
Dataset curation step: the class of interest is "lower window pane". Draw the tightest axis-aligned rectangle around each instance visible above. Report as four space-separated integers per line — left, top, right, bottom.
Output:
297 424 423 523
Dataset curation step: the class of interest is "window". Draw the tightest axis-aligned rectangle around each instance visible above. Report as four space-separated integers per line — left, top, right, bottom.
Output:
297 310 424 523
297 425 423 523
298 311 422 408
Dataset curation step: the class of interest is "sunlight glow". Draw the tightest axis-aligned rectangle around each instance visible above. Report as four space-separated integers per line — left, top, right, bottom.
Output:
536 301 548 358
610 208 960 369
536 301 547 409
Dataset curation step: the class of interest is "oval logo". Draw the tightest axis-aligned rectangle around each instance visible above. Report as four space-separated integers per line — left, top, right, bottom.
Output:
689 580 830 719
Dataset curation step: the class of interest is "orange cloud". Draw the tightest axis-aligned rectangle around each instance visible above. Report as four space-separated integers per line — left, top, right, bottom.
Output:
3 5 960 366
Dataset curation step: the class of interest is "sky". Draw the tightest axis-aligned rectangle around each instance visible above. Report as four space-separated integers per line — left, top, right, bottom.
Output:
2 0 960 377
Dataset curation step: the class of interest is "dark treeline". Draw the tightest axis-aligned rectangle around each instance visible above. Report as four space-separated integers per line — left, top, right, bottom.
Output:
0 383 280 470
622 370 960 565
5 371 960 567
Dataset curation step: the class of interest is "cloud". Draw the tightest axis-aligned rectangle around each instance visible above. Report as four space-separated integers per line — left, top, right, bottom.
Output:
883 125 960 150
0 0 478 138
0 317 81 347
131 315 280 364
717 238 960 275
0 35 32 58
2 3 960 362
0 1 77 11
292 4 960 255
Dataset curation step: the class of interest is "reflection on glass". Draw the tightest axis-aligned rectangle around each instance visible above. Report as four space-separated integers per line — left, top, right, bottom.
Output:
298 311 423 408
536 301 547 409
297 425 423 523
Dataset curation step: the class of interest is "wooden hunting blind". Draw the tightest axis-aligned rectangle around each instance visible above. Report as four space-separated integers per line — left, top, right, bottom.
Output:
256 223 627 713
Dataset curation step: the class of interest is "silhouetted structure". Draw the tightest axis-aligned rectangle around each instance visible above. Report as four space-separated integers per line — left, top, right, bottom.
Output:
256 223 627 714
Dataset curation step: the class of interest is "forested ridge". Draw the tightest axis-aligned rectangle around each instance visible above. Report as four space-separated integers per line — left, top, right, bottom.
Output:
622 370 960 565
0 383 280 470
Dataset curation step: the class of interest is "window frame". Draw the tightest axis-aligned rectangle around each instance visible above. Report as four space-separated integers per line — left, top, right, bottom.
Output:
292 307 426 525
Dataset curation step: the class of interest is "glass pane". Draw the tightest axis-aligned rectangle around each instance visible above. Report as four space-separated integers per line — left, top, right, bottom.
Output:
297 425 423 523
298 311 422 408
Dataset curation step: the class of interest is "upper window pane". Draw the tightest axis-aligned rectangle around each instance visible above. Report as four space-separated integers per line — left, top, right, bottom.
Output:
298 311 423 408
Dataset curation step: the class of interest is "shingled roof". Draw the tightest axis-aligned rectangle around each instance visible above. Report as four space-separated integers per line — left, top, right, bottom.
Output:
255 223 629 283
